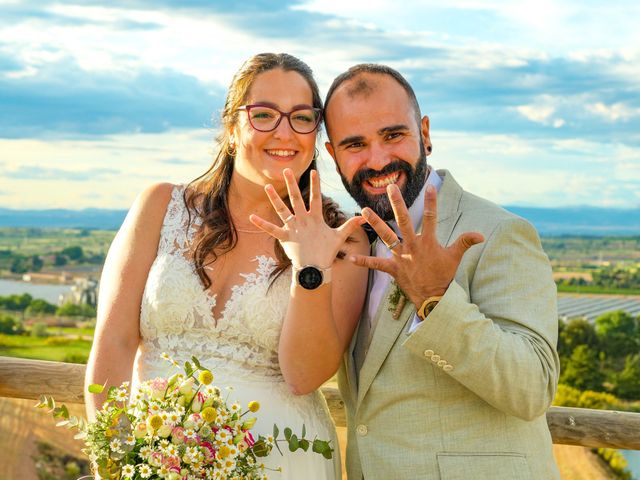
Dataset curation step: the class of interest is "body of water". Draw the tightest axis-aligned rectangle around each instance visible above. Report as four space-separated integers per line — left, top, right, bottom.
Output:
622 450 640 479
0 278 72 305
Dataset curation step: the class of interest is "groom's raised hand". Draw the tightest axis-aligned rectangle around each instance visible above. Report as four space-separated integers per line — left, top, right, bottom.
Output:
349 183 484 307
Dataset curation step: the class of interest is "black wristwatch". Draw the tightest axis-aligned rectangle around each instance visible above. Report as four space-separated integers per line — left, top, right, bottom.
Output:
293 265 332 290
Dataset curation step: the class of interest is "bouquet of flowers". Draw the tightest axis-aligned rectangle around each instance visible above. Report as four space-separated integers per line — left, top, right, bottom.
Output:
37 354 332 479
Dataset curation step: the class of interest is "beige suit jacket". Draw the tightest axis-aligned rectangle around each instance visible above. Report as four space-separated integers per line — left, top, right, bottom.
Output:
338 170 560 480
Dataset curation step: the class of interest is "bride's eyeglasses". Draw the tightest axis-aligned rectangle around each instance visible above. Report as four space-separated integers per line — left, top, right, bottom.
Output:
238 104 322 134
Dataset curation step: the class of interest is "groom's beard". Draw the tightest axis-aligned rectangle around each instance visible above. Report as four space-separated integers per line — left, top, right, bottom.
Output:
339 148 428 221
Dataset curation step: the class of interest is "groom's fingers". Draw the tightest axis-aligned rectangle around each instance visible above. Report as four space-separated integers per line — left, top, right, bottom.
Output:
361 207 399 250
349 254 395 275
387 184 414 244
420 184 438 239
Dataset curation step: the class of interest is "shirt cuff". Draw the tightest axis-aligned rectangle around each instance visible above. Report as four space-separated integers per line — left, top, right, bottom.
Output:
407 313 422 334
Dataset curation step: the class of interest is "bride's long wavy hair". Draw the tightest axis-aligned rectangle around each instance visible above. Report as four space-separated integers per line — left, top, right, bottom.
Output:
184 53 347 289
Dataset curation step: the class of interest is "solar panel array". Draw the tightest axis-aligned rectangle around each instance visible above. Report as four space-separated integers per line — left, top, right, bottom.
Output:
557 295 640 322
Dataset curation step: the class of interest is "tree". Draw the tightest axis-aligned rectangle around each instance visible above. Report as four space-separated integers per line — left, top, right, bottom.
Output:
558 317 599 357
0 314 23 335
0 293 33 311
613 354 640 400
54 254 68 266
560 344 605 391
56 302 96 318
31 255 44 272
10 256 29 274
25 298 57 316
60 246 84 261
595 310 639 359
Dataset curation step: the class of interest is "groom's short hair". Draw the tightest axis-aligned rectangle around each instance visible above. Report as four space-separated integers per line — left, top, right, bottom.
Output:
324 64 423 132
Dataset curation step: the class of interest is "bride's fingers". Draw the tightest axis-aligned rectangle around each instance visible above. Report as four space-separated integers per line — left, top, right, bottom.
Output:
264 184 294 225
308 169 322 214
249 214 287 241
283 168 307 216
336 216 366 242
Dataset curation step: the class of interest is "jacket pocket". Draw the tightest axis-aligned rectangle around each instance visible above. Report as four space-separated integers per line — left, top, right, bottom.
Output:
437 452 532 480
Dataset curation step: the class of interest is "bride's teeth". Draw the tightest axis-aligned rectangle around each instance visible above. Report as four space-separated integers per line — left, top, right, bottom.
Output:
268 149 295 157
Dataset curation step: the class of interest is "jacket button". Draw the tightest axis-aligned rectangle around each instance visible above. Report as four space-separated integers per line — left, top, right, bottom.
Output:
430 354 441 363
437 360 447 367
424 349 434 357
356 424 368 436
443 364 454 372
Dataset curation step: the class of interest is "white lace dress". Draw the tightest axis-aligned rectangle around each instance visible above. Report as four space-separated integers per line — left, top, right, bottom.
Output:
131 185 340 479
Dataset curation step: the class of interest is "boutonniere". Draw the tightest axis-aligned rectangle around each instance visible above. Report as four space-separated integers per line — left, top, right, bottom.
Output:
388 281 409 320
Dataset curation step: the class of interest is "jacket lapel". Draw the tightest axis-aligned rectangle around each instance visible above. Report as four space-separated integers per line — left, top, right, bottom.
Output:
355 169 464 408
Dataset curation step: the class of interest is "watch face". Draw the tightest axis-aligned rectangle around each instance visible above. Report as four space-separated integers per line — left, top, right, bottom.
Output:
297 266 323 290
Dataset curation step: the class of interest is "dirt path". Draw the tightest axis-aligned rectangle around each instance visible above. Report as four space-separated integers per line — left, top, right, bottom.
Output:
0 397 85 480
554 444 615 480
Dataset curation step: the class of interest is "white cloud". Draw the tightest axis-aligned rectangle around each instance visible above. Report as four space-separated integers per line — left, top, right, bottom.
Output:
586 102 640 122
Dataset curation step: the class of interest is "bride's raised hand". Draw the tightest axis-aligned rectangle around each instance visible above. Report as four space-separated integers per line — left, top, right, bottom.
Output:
249 168 365 269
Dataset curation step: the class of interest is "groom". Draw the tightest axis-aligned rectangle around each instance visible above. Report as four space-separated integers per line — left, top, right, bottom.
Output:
324 64 560 479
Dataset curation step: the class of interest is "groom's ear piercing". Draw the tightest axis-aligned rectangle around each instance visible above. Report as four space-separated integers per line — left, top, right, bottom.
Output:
427 145 432 153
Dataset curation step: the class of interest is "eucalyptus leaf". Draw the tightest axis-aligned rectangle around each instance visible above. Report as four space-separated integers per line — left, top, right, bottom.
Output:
88 383 104 394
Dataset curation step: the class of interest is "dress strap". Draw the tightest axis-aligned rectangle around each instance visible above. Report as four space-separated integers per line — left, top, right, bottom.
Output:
157 185 199 256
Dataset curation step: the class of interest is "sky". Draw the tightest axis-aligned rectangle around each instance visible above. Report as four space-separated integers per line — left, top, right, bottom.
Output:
1 0 639 211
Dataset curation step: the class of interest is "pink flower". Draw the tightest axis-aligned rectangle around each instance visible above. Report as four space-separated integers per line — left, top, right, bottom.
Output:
149 377 168 400
245 431 255 447
171 426 185 445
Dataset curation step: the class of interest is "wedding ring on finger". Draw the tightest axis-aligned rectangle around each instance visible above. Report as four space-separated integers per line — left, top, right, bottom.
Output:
386 239 401 250
284 214 295 224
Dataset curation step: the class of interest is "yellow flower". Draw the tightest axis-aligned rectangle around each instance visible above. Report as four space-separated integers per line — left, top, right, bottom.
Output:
248 401 260 413
218 445 231 459
147 414 164 431
201 407 216 423
198 370 214 385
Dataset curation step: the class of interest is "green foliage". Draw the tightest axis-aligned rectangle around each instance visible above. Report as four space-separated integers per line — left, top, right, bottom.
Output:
560 345 605 391
10 255 29 273
31 322 49 337
596 448 632 480
53 254 68 266
25 298 57 316
60 245 84 260
558 318 599 357
55 302 96 318
63 352 88 364
0 293 33 310
31 254 44 271
595 310 640 358
553 384 621 410
612 354 640 400
0 314 23 334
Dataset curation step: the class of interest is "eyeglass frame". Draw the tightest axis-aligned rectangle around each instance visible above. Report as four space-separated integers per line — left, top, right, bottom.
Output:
237 103 323 134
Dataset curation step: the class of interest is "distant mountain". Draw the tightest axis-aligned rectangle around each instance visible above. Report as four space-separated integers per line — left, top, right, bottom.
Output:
504 206 640 236
0 206 639 236
0 208 127 230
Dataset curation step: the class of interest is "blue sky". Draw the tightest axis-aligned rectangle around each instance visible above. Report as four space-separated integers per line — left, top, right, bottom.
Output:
1 0 639 210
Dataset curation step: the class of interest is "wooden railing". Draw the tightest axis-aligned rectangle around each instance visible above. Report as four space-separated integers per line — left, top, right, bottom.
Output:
1 356 639 450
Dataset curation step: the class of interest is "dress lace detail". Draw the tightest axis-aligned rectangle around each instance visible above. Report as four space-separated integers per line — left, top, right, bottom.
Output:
133 185 339 479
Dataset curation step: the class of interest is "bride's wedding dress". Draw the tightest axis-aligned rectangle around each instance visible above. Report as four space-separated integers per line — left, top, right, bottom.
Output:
131 185 340 479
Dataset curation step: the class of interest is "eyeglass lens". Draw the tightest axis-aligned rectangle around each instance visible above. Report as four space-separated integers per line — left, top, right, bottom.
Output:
247 106 320 134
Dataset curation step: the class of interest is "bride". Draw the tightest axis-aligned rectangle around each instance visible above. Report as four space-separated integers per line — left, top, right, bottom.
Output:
84 52 369 478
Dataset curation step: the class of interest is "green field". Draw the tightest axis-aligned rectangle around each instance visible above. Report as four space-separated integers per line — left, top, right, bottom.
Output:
0 334 92 363
0 228 115 256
